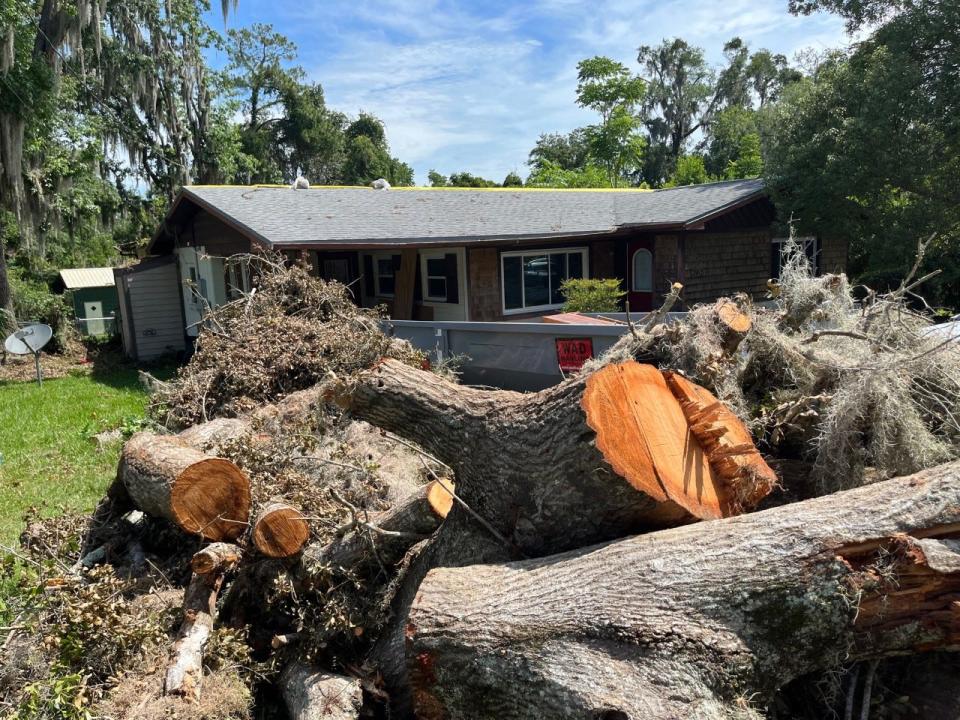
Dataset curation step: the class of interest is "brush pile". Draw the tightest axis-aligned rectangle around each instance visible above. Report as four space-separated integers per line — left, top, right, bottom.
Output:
3 244 960 720
152 256 427 429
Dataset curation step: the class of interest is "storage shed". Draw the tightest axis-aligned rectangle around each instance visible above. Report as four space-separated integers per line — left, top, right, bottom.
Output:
57 267 120 336
113 256 187 361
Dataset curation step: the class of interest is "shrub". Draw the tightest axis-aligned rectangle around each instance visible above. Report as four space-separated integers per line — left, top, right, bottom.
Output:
8 267 74 353
560 278 624 313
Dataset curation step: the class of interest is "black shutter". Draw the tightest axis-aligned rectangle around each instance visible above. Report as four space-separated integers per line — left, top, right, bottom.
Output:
363 254 375 296
392 254 402 271
444 253 459 304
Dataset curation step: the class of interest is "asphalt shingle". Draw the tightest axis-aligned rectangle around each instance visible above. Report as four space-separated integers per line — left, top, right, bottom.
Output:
180 178 765 247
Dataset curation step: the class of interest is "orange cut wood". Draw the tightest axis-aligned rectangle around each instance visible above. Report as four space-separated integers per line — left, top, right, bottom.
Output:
716 300 752 334
426 480 455 519
252 502 311 558
582 362 729 519
663 371 778 509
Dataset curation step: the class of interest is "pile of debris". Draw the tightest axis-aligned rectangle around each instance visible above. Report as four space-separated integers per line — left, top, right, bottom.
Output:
152 256 427 429
3 244 960 720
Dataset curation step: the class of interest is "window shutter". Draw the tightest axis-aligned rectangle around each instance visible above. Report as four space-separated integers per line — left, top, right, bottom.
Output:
363 255 375 296
392 254 402 271
444 253 459 304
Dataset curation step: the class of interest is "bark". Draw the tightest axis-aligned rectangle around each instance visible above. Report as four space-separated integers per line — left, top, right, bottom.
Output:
252 502 311 558
0 228 14 337
300 481 448 580
118 431 251 541
165 543 240 699
281 662 362 720
405 462 960 720
177 417 252 453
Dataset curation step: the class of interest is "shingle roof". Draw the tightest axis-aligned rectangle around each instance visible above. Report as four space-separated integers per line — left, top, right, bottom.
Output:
171 178 766 248
58 267 116 288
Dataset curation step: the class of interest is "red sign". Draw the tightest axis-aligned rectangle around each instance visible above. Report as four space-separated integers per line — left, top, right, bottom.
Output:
555 337 594 372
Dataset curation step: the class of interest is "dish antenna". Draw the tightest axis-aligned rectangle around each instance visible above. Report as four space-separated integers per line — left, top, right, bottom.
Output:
4 324 53 386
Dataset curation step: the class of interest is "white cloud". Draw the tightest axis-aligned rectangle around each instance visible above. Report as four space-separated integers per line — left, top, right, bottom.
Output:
238 0 850 183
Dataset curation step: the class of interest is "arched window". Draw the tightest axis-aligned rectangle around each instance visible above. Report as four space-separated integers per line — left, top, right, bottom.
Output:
631 249 653 292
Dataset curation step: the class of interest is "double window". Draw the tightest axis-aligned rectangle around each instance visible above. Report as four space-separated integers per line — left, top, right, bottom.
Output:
501 248 588 314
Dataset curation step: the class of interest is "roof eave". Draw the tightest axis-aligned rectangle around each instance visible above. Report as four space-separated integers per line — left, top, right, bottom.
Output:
148 188 273 254
680 186 767 229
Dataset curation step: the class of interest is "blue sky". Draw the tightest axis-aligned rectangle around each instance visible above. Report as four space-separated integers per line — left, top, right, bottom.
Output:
205 0 850 185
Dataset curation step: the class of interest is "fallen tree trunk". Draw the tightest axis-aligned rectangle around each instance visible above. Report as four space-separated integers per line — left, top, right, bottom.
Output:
281 662 362 720
405 462 960 720
118 432 251 541
337 359 775 558
341 358 776 713
165 543 242 699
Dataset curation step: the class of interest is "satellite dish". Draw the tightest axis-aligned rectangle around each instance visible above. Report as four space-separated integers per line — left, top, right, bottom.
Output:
4 324 53 386
5 324 53 355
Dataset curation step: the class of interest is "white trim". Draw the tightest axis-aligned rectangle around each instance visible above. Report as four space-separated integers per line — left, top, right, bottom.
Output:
420 250 449 302
372 252 399 298
500 247 589 316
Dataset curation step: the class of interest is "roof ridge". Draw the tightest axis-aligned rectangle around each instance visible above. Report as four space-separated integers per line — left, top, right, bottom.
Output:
186 184 655 193
652 177 764 192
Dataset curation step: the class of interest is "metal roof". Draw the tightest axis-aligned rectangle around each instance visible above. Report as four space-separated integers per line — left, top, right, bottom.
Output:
163 178 766 249
58 267 116 289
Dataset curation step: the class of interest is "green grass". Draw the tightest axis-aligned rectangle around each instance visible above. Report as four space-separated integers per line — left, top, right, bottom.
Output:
0 365 165 545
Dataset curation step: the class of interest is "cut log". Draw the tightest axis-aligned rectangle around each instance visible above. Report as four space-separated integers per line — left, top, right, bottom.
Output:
118 432 251 541
300 481 450 579
165 543 240 699
715 297 752 352
338 358 773 557
425 479 453 519
405 462 960 720
281 662 362 720
252 502 311 558
191 542 243 575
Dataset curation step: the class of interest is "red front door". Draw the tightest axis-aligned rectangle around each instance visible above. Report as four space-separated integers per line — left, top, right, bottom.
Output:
627 238 654 312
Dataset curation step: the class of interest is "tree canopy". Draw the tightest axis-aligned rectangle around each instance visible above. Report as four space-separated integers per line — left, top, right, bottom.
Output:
0 1 414 329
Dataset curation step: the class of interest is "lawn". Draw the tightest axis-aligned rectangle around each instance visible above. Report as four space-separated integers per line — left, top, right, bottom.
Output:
0 362 164 545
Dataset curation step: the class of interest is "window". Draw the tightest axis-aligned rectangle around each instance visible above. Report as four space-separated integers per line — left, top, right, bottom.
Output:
631 249 653 292
226 258 251 300
771 236 819 279
501 248 588 314
422 254 448 301
374 254 399 297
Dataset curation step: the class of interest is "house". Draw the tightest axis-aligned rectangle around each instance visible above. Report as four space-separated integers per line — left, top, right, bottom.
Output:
56 267 120 336
120 178 846 359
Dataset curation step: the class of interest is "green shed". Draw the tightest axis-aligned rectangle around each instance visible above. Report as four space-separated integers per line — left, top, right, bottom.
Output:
57 267 120 336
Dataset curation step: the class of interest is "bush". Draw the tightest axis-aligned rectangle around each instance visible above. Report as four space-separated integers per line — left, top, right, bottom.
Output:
8 267 74 353
560 278 624 313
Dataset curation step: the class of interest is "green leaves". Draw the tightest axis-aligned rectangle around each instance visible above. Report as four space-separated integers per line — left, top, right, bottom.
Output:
560 278 625 313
